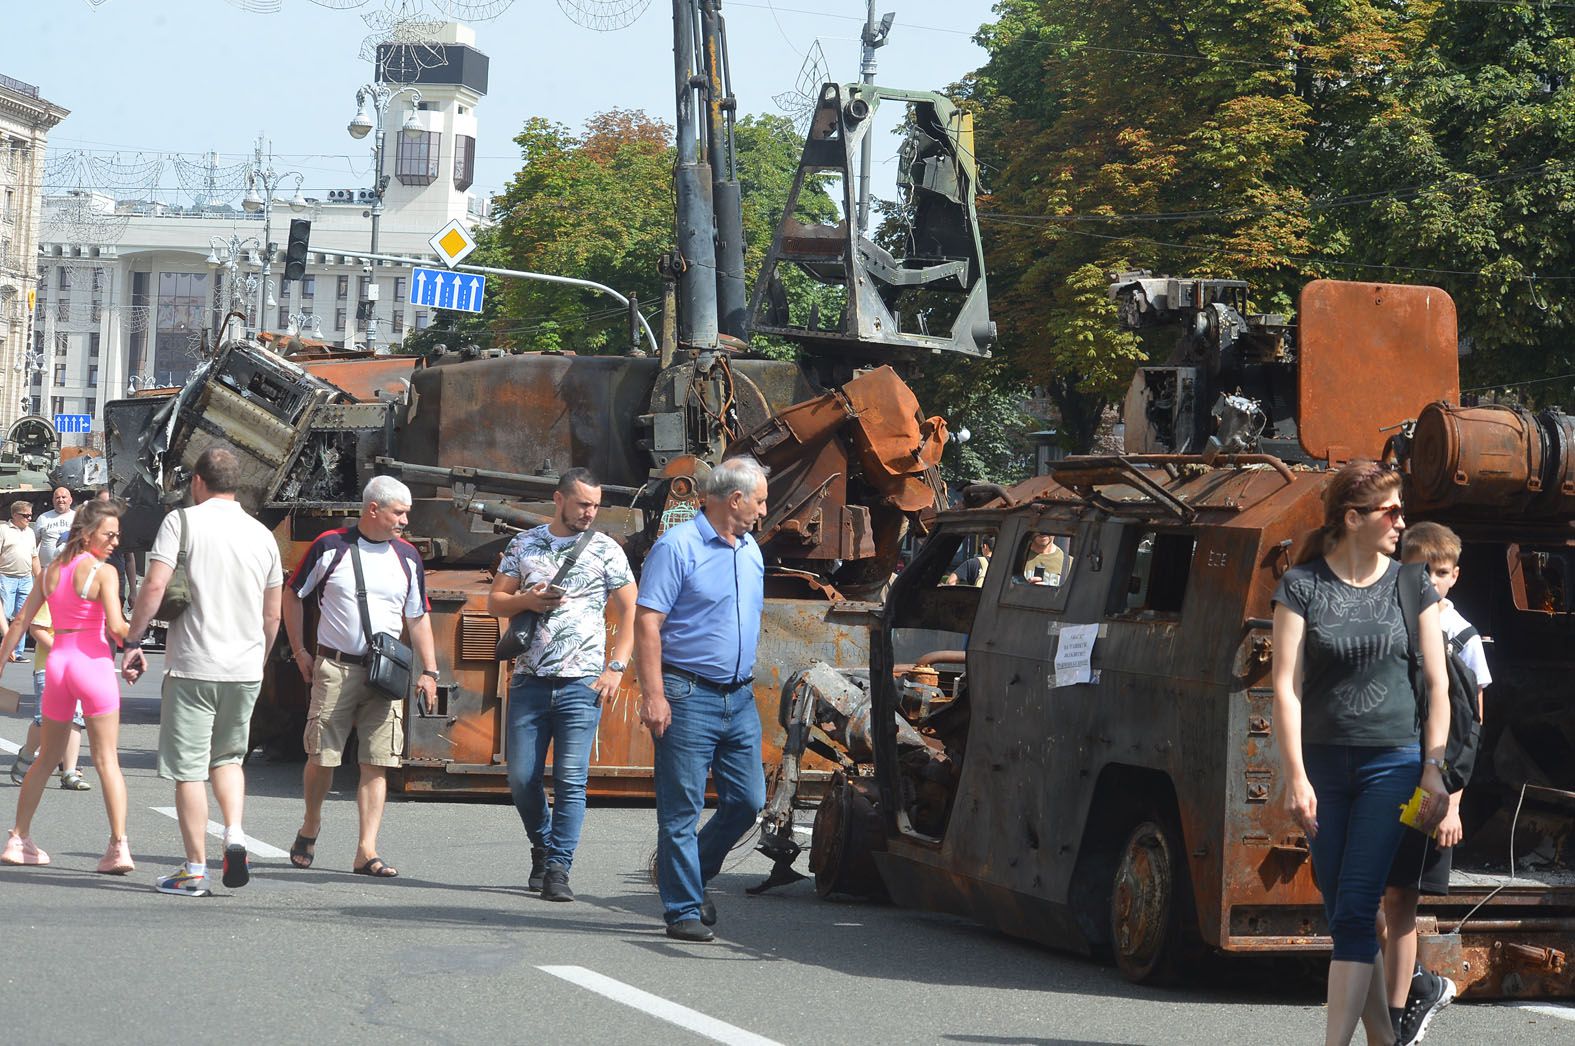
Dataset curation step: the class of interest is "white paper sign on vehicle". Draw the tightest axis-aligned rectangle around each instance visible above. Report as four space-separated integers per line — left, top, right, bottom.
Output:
1053 622 1101 688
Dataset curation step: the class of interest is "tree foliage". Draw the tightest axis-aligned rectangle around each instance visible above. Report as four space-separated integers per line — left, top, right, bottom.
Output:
965 0 1575 447
486 109 836 356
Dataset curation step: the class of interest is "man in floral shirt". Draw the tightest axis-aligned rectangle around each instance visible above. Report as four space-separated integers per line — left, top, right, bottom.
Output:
488 468 636 901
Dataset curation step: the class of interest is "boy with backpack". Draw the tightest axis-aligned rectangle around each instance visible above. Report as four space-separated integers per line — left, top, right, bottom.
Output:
1385 521 1490 1045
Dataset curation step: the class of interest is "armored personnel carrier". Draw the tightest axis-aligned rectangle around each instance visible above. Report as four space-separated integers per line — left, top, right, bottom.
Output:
783 279 1574 1000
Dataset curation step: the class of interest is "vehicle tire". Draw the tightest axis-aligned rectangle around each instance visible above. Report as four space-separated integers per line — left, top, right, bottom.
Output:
810 773 887 900
1110 814 1195 984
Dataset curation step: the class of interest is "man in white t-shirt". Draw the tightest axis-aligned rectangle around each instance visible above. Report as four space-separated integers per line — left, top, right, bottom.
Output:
33 486 74 568
0 500 40 658
283 475 438 879
123 446 283 898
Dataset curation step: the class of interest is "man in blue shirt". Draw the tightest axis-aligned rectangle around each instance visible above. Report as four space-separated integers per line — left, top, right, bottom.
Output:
635 456 770 942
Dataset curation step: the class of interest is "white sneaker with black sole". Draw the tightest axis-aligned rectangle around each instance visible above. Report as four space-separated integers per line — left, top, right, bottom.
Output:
222 843 250 888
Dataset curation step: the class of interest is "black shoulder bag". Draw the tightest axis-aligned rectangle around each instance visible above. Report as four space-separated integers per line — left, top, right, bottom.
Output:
349 540 414 701
495 528 597 661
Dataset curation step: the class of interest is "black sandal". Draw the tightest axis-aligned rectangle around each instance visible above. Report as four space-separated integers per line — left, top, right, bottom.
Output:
289 832 317 869
353 856 399 878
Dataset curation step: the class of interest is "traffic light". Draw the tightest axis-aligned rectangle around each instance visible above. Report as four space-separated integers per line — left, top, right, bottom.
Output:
284 219 312 281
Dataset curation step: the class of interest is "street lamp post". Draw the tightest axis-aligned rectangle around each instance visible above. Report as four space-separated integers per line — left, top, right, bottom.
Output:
207 233 263 343
242 136 307 333
14 347 44 416
348 83 422 352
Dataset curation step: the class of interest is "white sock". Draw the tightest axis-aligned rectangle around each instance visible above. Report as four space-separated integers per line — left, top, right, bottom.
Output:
223 825 246 849
186 861 207 878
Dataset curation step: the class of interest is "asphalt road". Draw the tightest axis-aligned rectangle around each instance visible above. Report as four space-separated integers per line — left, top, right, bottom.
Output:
1 654 1570 1045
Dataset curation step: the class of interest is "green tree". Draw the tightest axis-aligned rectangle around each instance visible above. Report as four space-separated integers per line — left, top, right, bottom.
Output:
964 0 1429 450
487 109 838 356
1335 2 1575 395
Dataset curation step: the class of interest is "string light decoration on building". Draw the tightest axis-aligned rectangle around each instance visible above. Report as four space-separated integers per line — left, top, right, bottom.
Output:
359 5 450 82
41 150 162 245
555 0 652 32
171 152 253 209
773 40 829 136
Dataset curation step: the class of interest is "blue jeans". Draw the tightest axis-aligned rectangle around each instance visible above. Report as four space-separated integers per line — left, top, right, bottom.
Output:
0 573 30 654
653 673 766 925
506 675 602 871
1303 743 1421 963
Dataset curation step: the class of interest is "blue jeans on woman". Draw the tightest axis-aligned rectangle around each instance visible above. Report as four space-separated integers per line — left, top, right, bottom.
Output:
506 674 602 871
653 673 766 926
1303 742 1421 963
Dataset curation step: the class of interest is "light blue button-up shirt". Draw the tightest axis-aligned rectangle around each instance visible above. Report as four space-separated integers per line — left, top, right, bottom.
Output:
636 510 765 684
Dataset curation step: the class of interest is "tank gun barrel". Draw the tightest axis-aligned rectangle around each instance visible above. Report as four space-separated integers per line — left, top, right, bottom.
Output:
463 501 554 531
373 457 642 504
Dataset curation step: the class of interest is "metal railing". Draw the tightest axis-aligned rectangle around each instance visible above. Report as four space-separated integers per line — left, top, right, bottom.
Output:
0 74 41 99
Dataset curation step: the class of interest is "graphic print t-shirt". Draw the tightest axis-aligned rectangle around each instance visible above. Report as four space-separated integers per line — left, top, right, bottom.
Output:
1272 558 1438 747
498 526 634 679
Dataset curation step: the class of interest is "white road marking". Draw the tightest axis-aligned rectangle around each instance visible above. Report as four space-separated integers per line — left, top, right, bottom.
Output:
0 736 19 754
148 807 290 859
538 965 784 1046
1504 1003 1575 1023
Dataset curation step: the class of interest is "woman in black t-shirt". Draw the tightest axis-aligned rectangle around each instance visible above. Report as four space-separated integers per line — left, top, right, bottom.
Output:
1272 460 1451 1045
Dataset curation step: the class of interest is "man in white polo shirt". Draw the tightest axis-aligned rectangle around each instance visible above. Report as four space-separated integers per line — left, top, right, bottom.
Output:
283 475 438 879
0 500 40 659
123 446 283 898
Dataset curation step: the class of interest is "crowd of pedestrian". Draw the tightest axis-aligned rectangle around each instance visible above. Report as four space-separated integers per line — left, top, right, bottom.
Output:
0 448 1491 1045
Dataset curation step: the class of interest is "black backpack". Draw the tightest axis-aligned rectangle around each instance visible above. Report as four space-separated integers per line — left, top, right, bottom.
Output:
1397 561 1484 794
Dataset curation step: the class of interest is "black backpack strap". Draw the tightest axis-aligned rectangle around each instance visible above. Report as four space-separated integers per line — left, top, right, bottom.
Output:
347 536 376 652
1447 624 1478 655
1396 561 1426 722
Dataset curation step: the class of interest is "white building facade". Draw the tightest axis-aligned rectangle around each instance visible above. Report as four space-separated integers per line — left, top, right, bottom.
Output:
32 23 490 443
0 73 67 434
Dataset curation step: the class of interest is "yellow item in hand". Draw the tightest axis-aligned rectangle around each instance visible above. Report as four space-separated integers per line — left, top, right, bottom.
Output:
1398 786 1437 837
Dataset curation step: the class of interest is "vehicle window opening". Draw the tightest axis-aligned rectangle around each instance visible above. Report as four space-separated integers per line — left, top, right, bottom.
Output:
887 527 997 843
1507 544 1573 614
1115 529 1195 616
1012 531 1072 588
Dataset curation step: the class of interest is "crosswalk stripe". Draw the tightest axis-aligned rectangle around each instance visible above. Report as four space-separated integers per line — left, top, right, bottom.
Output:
148 806 290 859
538 965 784 1046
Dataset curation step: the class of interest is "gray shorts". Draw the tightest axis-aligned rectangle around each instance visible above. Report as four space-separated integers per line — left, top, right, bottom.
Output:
156 676 263 782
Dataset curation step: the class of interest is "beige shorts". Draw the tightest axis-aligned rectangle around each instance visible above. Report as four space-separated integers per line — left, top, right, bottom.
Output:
303 657 405 768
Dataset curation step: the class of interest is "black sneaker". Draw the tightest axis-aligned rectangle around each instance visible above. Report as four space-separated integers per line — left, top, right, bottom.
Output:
541 865 575 902
1397 968 1456 1045
699 890 717 926
665 919 714 942
528 846 546 892
222 843 250 889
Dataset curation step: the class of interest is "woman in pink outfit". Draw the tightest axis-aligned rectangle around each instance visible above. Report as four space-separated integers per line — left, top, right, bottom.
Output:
0 499 132 872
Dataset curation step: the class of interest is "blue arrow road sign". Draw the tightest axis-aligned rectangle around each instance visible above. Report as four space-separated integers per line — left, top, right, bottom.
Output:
409 266 485 315
54 413 92 434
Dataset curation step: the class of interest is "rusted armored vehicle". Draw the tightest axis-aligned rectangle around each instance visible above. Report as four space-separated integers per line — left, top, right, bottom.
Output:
788 279 1575 999
104 84 992 799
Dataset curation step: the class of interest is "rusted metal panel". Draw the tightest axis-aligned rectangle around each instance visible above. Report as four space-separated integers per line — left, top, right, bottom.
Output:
300 357 420 402
1297 280 1459 463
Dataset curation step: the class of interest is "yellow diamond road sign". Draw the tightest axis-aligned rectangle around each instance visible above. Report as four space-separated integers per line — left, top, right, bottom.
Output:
429 219 477 268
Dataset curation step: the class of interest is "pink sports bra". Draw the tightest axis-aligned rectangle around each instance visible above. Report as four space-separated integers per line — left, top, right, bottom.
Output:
48 552 108 633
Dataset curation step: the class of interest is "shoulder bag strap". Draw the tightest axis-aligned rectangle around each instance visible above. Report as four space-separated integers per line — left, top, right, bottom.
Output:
549 527 598 589
1396 561 1425 722
176 508 189 566
1448 624 1478 654
347 537 377 650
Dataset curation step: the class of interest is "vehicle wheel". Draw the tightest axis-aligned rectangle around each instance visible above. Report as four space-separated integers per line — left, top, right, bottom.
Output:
810 773 887 900
1110 815 1192 984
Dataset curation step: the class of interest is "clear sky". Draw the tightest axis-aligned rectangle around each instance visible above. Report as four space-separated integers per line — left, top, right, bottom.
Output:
6 0 999 211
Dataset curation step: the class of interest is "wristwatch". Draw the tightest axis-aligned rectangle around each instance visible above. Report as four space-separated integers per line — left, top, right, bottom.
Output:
420 668 439 680
607 659 627 673
1423 757 1447 771
124 639 143 650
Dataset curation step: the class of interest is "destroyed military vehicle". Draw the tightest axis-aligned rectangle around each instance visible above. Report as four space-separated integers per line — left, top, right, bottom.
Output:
769 278 1575 1000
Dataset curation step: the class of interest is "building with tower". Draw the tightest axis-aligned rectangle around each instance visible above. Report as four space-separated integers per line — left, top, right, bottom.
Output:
27 23 490 444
